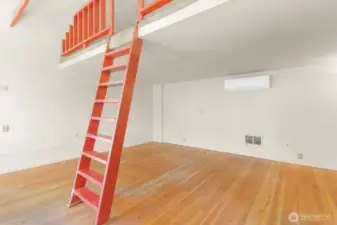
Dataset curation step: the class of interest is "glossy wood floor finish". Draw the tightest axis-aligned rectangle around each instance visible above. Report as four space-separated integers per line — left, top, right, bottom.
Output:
1 143 337 225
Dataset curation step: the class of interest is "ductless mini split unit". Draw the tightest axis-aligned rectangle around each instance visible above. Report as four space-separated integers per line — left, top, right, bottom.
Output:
224 75 271 92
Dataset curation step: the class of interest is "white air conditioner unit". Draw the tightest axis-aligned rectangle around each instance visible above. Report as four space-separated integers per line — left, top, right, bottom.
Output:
224 75 271 92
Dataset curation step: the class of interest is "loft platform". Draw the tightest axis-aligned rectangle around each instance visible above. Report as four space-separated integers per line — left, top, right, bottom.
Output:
59 0 231 69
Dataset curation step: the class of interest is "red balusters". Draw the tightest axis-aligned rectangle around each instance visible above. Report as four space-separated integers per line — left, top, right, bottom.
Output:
74 16 78 46
109 0 114 34
66 32 69 51
88 3 94 37
100 0 106 30
60 0 111 55
78 13 83 44
62 39 66 53
69 25 74 48
83 7 88 41
61 0 172 56
94 0 100 34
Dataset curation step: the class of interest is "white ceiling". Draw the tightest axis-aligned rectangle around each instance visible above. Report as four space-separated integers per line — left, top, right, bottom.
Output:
3 0 337 84
137 0 337 83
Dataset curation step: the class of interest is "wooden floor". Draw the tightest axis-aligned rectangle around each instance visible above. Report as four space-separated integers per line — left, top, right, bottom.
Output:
1 143 337 225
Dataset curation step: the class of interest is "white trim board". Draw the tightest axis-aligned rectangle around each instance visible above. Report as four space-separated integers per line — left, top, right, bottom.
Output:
139 0 231 36
58 0 231 70
58 44 106 69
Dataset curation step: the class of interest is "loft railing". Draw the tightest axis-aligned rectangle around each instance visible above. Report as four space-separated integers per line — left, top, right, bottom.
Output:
62 0 113 56
61 0 172 56
138 0 172 20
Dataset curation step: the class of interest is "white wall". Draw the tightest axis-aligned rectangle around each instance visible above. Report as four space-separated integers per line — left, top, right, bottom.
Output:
0 56 152 175
0 3 152 174
156 66 337 170
152 84 163 142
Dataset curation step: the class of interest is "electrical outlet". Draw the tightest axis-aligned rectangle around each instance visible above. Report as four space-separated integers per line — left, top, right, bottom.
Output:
297 153 303 160
2 125 10 133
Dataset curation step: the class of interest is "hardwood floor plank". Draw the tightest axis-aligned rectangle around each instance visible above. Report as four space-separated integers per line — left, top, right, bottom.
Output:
244 162 280 225
1 143 337 225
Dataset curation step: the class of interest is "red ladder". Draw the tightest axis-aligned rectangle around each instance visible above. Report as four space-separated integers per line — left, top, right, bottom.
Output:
68 23 143 225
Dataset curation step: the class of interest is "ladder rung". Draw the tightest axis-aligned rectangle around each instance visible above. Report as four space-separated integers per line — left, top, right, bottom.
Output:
83 151 108 164
73 187 99 210
99 80 123 88
106 46 130 58
87 133 113 143
78 168 104 187
102 64 127 73
95 99 120 104
91 116 116 123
